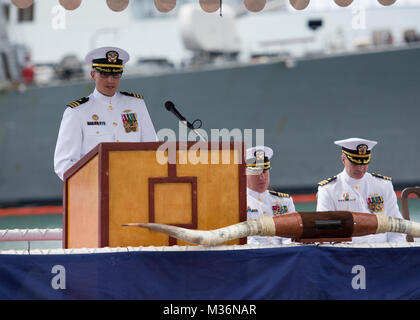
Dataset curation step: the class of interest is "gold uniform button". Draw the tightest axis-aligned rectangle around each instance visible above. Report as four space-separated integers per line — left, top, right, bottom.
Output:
109 106 113 110
355 186 359 190
113 122 117 126
96 131 99 134
116 139 120 142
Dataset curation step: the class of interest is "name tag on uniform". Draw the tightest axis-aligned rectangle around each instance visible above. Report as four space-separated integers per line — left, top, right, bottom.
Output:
87 121 106 125
247 206 258 213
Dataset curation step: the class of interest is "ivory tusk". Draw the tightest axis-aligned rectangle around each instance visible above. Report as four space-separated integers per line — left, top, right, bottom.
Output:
123 212 420 245
122 216 276 246
375 214 420 237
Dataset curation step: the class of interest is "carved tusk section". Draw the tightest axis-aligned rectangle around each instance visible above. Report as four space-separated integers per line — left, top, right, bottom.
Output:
375 214 420 237
122 216 276 245
123 212 420 246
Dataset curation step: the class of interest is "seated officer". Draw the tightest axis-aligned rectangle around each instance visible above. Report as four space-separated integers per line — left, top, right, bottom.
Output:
316 137 406 243
246 146 296 245
54 46 157 180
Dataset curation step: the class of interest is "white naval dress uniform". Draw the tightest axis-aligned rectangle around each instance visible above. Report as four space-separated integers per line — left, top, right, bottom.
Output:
247 188 296 245
316 169 406 243
54 88 157 180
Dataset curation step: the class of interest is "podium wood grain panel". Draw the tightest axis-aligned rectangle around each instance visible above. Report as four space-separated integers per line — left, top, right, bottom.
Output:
108 150 169 247
66 155 99 248
176 148 241 246
154 183 192 224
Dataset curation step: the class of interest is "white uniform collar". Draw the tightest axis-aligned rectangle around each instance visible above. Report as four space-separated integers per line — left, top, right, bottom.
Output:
93 87 118 103
341 168 366 186
247 188 268 198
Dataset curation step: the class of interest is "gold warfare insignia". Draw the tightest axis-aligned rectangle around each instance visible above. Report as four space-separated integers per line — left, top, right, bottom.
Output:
357 144 368 155
338 192 355 202
121 112 138 133
123 109 132 113
367 194 384 213
106 50 119 63
87 114 105 125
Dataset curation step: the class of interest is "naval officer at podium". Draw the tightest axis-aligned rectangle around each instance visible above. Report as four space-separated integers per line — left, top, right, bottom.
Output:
54 46 157 180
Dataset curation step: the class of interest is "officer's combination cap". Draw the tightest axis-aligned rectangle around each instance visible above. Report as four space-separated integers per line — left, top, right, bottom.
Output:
246 146 273 172
85 46 129 74
334 137 377 165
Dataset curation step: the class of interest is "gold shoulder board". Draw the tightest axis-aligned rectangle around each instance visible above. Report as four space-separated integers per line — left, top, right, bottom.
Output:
318 175 337 186
269 190 290 198
67 97 89 108
371 173 392 181
120 91 143 99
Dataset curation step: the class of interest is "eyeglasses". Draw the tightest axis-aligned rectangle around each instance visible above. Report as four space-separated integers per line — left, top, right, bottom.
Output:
96 71 122 79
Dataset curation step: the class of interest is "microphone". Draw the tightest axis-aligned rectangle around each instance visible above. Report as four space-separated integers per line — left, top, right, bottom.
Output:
165 100 196 130
164 100 207 141
165 101 188 124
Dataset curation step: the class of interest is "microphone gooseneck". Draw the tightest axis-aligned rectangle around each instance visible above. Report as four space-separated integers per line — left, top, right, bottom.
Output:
163 100 207 141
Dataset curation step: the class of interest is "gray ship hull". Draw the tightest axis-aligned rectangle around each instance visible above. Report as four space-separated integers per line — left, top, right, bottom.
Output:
1 46 419 205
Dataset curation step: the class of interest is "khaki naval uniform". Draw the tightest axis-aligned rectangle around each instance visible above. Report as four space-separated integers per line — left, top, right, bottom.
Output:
247 188 296 245
54 88 157 179
316 169 406 243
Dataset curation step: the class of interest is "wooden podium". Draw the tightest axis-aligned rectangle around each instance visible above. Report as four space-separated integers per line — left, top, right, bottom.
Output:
62 142 246 248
